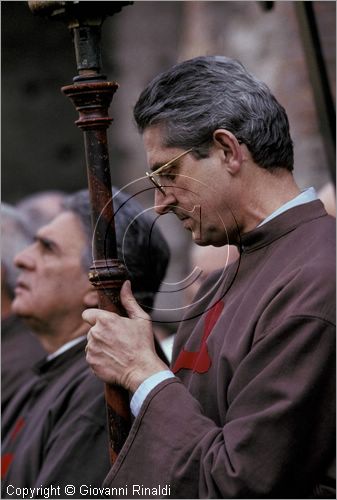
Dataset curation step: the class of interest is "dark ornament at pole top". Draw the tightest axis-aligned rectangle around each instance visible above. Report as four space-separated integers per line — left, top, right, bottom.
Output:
258 1 274 11
28 1 133 27
28 1 133 80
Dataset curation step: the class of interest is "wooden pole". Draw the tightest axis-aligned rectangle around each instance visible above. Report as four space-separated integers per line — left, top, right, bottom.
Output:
28 0 133 464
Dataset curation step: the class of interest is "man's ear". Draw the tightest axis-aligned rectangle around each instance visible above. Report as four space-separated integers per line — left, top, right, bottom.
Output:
213 129 243 174
83 288 99 308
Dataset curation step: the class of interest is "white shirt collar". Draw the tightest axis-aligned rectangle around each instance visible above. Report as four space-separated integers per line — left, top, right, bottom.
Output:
258 187 318 227
47 335 87 361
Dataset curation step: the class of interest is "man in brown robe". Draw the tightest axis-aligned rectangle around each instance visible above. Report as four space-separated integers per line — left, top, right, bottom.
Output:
1 189 169 498
84 56 335 498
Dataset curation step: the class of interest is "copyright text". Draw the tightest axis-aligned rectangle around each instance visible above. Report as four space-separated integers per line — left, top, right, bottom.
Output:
6 483 171 498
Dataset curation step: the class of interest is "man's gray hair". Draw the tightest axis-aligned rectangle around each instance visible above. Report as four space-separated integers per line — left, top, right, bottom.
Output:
1 203 34 297
16 190 66 234
134 55 294 171
62 189 170 310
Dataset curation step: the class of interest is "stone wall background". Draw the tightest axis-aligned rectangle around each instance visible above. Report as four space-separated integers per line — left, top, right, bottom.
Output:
2 1 335 323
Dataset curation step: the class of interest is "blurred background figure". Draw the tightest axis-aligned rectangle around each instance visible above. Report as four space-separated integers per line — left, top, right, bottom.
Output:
1 203 45 412
16 190 66 233
2 191 67 412
318 182 336 217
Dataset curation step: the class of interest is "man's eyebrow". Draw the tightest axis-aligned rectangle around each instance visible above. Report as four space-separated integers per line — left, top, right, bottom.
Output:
149 148 193 173
150 159 176 173
150 162 164 172
34 235 59 252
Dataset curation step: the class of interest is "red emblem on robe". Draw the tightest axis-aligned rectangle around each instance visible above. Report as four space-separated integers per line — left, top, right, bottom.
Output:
172 300 224 374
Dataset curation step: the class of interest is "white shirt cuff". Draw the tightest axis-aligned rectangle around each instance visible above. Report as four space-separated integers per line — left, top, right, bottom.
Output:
130 370 175 417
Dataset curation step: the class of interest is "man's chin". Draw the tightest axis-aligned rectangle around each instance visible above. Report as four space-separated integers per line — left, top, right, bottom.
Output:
11 300 32 320
192 234 210 246
191 227 202 242
191 228 213 245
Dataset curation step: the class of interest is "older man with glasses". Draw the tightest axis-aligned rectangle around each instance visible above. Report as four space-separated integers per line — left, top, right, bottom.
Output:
84 56 335 499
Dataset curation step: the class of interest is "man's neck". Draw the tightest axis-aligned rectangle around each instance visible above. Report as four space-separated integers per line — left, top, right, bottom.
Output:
24 317 90 354
46 335 87 361
239 167 301 233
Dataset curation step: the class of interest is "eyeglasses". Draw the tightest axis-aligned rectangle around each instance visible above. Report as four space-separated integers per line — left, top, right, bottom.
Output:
145 148 193 195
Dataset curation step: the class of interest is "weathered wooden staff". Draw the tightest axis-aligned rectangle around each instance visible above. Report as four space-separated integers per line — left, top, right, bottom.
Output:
28 0 133 464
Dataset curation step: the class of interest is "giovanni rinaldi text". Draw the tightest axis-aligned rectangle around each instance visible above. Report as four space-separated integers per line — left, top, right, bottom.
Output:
6 483 172 498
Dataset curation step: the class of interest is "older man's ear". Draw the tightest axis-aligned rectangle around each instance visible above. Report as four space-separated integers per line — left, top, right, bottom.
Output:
83 288 99 308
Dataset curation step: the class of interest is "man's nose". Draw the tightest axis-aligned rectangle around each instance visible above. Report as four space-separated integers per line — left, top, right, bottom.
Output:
14 245 35 270
154 188 176 215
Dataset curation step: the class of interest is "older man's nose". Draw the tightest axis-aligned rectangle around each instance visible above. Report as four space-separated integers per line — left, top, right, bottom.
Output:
14 245 35 270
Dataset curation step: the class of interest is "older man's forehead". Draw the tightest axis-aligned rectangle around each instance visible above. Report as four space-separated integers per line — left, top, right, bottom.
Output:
37 211 85 252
